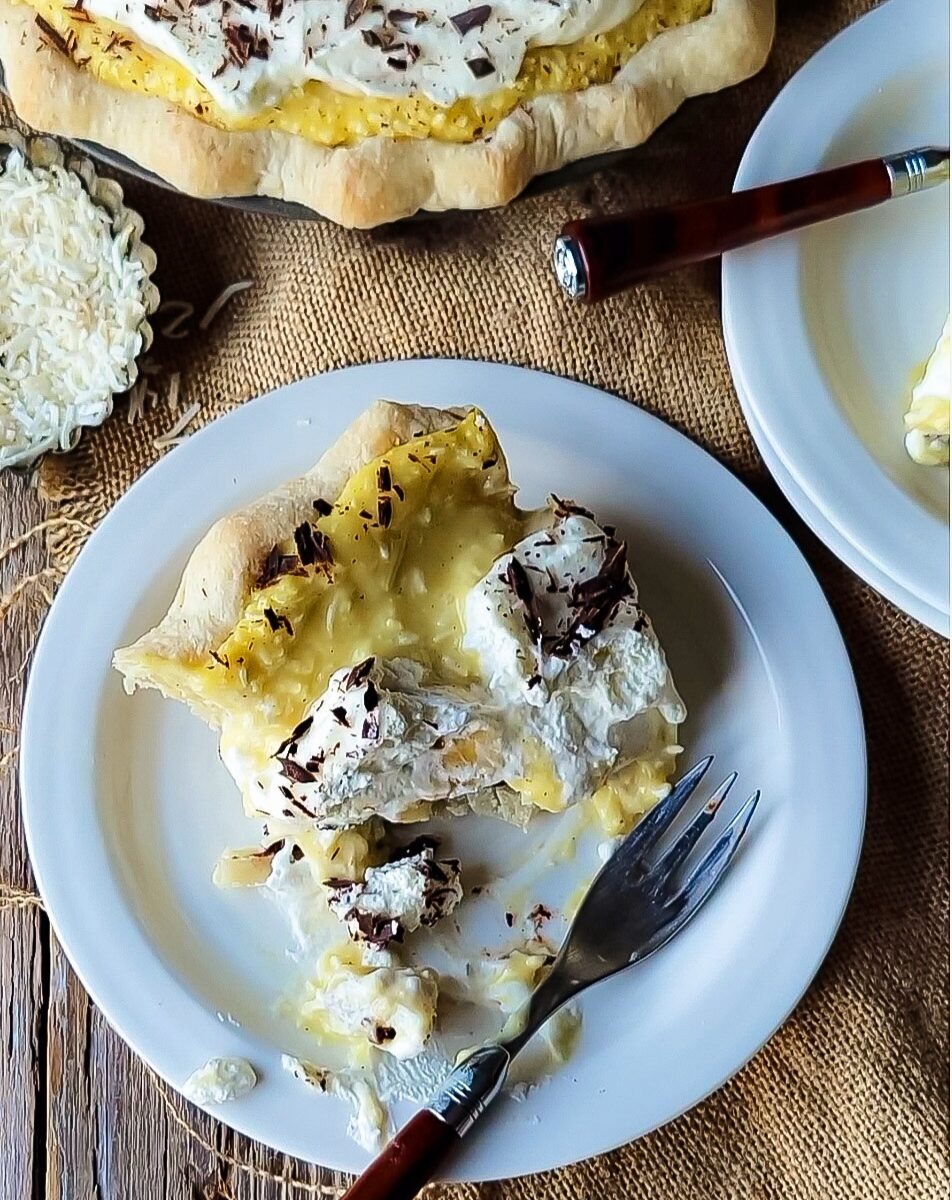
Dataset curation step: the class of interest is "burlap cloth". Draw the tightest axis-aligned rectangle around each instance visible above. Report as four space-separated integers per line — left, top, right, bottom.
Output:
1 0 948 1195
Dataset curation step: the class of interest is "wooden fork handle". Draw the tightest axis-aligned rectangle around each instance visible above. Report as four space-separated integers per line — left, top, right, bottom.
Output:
339 1109 460 1200
340 1045 512 1200
554 147 950 303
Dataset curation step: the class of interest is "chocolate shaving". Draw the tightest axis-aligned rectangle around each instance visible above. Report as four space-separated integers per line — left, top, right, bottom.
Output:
387 7 425 27
503 558 541 643
277 758 315 784
263 607 293 635
331 706 350 727
389 835 439 862
312 497 333 516
274 716 313 757
550 495 595 521
353 911 403 949
266 0 283 16
393 483 405 501
344 658 375 689
209 649 230 668
527 674 541 689
450 4 490 34
377 495 393 527
34 14 72 56
529 903 552 926
547 535 633 658
224 22 271 68
290 843 304 862
293 521 333 571
256 544 305 589
465 54 494 78
364 680 380 710
371 1024 398 1044
504 911 515 927
63 0 93 21
344 0 368 25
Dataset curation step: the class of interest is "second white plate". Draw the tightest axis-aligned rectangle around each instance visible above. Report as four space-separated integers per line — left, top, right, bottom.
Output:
723 0 950 632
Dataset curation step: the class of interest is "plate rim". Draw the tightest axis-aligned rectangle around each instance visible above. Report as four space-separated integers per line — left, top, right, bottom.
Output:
722 0 950 622
19 359 868 1180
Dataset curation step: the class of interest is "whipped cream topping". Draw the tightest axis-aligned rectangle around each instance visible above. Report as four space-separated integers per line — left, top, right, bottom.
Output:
249 502 683 824
281 1055 390 1151
905 313 950 466
326 842 463 946
463 506 685 807
256 656 504 826
182 1056 257 1104
301 962 439 1059
82 0 647 114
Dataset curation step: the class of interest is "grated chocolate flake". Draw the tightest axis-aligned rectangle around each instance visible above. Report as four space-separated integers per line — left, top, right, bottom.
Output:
293 521 333 572
465 54 494 78
256 544 306 589
312 497 333 516
387 7 426 28
344 0 368 25
389 834 439 862
331 706 350 727
277 757 315 784
263 606 293 635
344 658 375 689
503 557 541 643
450 4 490 35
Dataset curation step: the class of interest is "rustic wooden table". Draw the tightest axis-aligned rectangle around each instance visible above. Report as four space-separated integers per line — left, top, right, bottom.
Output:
0 476 366 1200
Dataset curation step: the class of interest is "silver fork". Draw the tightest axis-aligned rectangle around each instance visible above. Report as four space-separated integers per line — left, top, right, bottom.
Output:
341 758 760 1200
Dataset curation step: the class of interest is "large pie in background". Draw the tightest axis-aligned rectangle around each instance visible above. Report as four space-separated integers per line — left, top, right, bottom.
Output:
0 0 773 226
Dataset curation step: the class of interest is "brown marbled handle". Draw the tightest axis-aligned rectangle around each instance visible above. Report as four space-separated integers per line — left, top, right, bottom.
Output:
557 156 892 303
340 1109 461 1200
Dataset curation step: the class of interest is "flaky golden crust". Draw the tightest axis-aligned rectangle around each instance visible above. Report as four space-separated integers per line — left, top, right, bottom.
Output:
113 401 460 701
0 0 774 226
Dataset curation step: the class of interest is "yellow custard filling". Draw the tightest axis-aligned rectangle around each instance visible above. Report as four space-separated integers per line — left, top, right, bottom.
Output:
22 0 711 145
141 411 532 773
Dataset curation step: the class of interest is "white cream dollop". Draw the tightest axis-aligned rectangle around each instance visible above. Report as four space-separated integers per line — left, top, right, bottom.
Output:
326 845 463 944
905 313 950 466
254 656 504 826
182 1056 257 1104
301 963 439 1060
81 0 647 115
463 509 685 809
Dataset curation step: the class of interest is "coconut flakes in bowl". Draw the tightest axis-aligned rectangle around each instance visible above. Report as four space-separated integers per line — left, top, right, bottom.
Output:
0 132 159 470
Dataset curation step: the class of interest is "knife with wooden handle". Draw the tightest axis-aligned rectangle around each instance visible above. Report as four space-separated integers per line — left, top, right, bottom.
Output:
552 146 950 303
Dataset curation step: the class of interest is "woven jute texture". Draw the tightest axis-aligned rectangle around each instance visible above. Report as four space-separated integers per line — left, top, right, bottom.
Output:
5 0 949 1195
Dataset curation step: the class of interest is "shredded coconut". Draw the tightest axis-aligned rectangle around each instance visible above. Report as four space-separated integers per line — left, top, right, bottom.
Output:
156 300 194 339
199 280 253 330
154 400 200 449
0 149 149 468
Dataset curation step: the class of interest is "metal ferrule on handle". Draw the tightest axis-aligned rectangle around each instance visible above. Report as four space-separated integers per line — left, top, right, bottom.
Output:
884 146 951 196
427 1044 512 1136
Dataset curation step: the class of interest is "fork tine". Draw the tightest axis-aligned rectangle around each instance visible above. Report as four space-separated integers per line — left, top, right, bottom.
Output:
650 771 738 889
637 790 760 961
621 755 714 860
675 789 760 910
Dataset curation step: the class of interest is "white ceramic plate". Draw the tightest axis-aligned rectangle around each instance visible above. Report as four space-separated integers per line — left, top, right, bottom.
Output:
21 361 866 1181
746 391 949 636
723 0 950 632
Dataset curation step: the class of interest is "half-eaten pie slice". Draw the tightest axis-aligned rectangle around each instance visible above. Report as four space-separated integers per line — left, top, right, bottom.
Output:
114 401 685 1140
0 0 774 225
